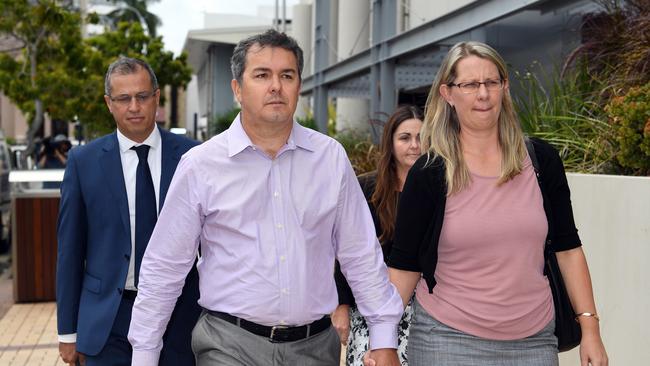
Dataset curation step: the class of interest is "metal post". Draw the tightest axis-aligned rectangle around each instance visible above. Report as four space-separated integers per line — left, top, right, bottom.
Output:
275 0 279 30
193 113 198 140
369 0 382 141
380 0 397 116
282 0 287 32
313 0 331 133
369 0 397 142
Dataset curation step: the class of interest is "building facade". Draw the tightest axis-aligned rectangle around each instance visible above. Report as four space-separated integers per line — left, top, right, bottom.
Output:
183 0 601 139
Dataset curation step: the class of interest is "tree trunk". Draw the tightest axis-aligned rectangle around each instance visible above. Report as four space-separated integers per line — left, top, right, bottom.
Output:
24 44 44 166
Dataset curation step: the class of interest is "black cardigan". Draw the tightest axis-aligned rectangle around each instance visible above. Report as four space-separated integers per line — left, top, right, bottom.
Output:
387 137 582 293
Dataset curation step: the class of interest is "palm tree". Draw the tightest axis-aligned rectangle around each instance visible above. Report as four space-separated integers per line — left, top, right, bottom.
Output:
105 0 161 37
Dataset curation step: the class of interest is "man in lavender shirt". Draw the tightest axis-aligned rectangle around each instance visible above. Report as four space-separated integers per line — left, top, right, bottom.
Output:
128 30 403 365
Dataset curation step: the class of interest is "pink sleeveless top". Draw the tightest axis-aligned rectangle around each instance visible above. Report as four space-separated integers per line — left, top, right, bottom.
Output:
416 156 554 340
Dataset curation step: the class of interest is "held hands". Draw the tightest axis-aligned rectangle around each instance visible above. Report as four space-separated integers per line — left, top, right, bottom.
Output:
59 342 85 365
331 304 351 345
363 348 399 366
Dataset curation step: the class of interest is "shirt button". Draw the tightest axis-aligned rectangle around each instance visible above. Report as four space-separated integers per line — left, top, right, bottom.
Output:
276 224 283 229
273 191 280 198
280 320 286 325
281 288 288 294
279 255 286 262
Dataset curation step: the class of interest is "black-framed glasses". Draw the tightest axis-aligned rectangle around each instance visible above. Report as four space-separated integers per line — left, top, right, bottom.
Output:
447 79 504 94
108 90 158 106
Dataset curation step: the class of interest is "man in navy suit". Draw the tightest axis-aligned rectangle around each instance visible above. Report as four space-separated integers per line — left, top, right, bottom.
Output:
56 57 201 365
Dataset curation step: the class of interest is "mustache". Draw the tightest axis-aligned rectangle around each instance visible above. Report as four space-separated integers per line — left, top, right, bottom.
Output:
264 97 287 104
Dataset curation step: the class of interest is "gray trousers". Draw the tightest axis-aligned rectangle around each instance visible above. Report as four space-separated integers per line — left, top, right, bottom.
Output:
409 300 559 366
191 311 341 366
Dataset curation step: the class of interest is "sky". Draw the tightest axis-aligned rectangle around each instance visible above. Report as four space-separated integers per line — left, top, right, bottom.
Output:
149 0 301 55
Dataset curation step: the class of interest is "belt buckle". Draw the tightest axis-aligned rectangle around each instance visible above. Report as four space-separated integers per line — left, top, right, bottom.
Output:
269 325 289 342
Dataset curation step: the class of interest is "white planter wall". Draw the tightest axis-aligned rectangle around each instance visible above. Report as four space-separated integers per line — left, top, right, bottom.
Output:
559 173 650 364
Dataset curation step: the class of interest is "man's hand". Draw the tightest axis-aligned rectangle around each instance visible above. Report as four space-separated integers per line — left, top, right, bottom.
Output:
363 348 399 366
54 149 67 164
59 342 85 365
331 304 351 345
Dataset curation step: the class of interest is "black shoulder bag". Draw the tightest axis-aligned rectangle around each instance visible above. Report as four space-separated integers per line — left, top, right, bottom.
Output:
525 138 582 352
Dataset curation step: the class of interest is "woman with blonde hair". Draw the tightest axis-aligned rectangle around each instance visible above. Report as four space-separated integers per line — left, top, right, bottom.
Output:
333 105 423 365
366 41 608 365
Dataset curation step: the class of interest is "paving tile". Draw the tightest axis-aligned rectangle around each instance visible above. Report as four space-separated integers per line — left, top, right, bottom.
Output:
0 303 60 366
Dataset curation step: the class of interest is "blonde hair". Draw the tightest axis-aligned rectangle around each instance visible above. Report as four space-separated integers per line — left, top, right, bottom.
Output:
420 41 526 195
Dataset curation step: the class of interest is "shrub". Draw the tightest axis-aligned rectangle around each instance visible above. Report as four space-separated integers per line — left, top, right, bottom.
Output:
296 114 318 131
335 132 380 175
565 0 650 92
514 62 614 173
208 107 240 136
605 83 650 175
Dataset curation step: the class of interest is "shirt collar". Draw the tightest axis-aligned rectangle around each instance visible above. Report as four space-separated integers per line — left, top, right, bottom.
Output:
227 113 316 157
117 125 161 153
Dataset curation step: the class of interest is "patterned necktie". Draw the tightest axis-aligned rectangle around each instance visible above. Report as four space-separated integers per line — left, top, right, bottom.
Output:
131 145 156 288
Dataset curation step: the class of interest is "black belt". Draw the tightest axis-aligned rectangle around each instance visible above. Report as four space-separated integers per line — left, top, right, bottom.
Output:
122 290 138 301
206 310 331 343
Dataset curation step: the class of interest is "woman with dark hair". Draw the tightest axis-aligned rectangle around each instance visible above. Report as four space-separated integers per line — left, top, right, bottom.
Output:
333 105 424 366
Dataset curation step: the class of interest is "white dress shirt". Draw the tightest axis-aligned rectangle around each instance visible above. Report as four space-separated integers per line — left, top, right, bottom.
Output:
117 127 162 290
129 117 403 364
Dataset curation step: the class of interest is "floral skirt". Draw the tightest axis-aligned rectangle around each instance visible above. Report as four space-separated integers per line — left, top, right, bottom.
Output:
345 299 413 366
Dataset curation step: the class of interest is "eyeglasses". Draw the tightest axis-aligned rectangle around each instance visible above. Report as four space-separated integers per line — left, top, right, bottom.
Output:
108 90 158 106
447 79 504 94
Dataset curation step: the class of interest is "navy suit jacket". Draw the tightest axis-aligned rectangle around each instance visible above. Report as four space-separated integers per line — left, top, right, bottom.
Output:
56 127 201 363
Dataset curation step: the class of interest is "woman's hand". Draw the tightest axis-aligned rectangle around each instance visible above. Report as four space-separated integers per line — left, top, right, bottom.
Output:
331 304 351 345
578 318 608 366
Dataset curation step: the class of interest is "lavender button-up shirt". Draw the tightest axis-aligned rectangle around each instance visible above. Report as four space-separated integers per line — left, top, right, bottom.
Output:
129 115 403 364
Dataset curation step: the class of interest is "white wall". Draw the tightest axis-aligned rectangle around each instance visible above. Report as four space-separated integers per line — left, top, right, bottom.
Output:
184 75 203 138
291 1 313 120
559 173 650 365
335 0 370 134
407 0 477 29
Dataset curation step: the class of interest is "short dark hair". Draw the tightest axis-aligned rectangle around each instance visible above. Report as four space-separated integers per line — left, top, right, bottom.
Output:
230 29 304 84
104 57 159 96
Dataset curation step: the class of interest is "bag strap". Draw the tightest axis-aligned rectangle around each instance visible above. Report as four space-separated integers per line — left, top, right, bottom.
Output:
525 137 541 177
525 137 551 254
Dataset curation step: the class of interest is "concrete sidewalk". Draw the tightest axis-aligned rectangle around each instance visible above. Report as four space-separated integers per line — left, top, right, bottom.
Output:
0 302 64 366
0 252 63 366
0 253 12 320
